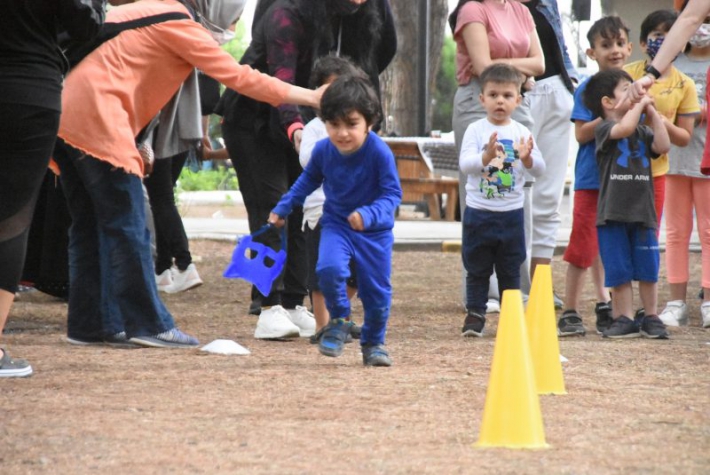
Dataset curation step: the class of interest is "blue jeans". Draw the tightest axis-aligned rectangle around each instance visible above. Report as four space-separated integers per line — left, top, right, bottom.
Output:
53 140 174 340
462 207 526 315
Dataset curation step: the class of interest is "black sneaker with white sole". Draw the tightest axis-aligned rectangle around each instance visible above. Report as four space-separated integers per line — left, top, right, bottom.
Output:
639 315 669 339
558 311 586 337
462 311 485 337
594 301 613 334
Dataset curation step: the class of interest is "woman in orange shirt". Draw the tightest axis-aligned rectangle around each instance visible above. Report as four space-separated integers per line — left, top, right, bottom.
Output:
53 0 323 348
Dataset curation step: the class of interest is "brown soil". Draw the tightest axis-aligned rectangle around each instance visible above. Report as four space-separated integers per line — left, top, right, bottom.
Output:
2 240 709 474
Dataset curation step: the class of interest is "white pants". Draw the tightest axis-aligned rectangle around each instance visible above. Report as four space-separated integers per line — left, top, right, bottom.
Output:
523 75 574 259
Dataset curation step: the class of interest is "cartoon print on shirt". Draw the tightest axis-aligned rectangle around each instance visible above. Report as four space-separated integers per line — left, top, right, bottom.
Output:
480 138 517 198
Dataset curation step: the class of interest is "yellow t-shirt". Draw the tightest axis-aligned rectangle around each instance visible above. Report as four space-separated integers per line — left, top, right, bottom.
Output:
625 60 700 176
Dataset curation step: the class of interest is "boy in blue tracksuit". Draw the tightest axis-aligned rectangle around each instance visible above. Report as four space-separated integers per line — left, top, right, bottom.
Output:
269 74 402 366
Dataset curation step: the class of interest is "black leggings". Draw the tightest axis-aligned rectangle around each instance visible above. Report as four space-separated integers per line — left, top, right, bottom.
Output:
0 103 60 293
144 151 191 274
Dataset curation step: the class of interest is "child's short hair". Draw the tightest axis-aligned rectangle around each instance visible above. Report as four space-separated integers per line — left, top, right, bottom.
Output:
308 54 367 89
586 16 630 48
583 69 633 119
640 10 677 42
479 64 524 91
320 75 381 126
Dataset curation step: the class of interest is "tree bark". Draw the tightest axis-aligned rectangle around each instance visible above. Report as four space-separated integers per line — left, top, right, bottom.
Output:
381 0 449 137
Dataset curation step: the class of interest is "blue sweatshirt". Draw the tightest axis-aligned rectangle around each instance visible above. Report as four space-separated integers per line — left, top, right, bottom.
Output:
272 132 402 232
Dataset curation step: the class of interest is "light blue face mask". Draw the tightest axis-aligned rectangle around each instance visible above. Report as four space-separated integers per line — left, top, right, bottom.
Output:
645 37 664 60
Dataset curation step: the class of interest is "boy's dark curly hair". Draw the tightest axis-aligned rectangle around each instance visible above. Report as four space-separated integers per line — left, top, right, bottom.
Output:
583 68 634 119
586 16 631 48
309 54 368 89
320 75 381 126
640 10 677 43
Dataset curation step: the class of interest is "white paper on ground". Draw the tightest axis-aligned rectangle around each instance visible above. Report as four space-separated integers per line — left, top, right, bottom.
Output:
560 354 568 363
201 339 251 355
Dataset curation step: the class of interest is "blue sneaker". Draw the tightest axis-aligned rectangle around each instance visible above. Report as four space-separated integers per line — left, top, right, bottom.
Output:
130 328 199 348
318 318 351 357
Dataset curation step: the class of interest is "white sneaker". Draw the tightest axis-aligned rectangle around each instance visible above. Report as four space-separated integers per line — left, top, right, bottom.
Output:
285 306 316 337
701 303 710 328
166 264 203 294
156 268 173 292
486 298 500 314
254 305 300 339
659 300 689 327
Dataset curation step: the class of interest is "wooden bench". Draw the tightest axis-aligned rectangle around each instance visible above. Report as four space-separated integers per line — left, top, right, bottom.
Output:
383 138 459 221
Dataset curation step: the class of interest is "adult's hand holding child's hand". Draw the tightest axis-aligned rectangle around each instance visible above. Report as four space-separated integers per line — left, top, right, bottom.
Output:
348 211 364 231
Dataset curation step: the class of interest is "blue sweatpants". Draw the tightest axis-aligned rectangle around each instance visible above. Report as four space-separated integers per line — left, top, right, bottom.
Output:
317 224 393 346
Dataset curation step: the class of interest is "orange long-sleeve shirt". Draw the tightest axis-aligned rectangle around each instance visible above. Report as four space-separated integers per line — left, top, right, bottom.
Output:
58 0 290 177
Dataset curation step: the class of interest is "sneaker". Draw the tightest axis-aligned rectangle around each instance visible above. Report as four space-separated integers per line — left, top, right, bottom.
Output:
285 306 316 337
254 305 300 339
603 316 641 339
553 291 564 310
248 298 262 316
639 315 669 339
0 349 33 378
318 318 351 357
156 268 173 292
362 344 392 367
350 322 362 339
485 298 500 314
103 332 139 347
66 335 105 346
165 263 203 293
701 303 710 328
594 301 613 334
658 301 689 327
309 324 354 345
129 328 199 348
558 311 586 337
462 311 486 337
67 332 134 347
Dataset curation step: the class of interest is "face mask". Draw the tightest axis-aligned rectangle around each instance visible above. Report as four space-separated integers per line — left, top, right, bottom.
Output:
199 14 236 45
331 0 362 16
689 24 710 48
645 37 664 60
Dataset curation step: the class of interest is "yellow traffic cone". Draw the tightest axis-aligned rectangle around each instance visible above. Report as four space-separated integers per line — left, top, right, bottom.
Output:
475 289 548 449
526 265 567 395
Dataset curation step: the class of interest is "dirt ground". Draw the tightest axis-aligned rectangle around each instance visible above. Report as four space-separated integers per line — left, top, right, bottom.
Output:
2 239 709 474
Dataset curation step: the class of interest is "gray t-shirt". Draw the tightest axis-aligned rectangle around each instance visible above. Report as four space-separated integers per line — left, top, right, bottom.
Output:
595 120 658 229
668 53 709 178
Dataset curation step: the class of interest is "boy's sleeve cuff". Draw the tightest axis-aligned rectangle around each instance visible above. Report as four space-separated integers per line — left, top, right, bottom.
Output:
287 123 304 142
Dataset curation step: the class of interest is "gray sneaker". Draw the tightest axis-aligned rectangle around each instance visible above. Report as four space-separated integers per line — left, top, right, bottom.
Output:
130 328 199 348
558 311 586 337
0 349 33 378
362 344 392 367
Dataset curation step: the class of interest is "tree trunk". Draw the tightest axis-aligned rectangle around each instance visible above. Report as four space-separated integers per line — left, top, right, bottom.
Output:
381 0 449 137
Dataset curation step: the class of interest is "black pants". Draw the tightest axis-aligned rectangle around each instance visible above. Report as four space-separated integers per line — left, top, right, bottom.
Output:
222 119 307 308
144 151 191 274
0 103 60 294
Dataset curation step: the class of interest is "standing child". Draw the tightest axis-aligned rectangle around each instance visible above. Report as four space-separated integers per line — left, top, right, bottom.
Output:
560 16 632 337
660 10 710 328
583 69 671 339
459 64 545 337
624 9 700 224
299 55 366 342
269 75 402 366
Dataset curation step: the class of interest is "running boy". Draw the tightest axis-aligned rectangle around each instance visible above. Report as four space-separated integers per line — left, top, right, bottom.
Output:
269 75 402 366
299 55 366 343
459 64 545 337
560 16 632 337
583 69 671 339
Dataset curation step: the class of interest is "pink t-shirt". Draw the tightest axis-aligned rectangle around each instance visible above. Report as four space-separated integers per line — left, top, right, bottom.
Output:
454 0 535 85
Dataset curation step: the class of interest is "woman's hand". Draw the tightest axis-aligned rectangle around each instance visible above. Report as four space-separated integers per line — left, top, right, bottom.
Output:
622 75 655 107
268 212 286 228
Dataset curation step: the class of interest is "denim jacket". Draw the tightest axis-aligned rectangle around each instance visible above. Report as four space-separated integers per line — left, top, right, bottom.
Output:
533 0 579 89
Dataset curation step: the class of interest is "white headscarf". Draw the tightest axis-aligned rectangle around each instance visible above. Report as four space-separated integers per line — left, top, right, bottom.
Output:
187 0 247 43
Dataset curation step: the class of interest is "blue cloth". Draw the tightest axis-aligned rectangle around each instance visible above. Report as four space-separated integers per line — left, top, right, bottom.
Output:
533 0 578 84
54 141 175 340
462 206 526 314
272 132 402 232
571 78 600 190
597 222 659 288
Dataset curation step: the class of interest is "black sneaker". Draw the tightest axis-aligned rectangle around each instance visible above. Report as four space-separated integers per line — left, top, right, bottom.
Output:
318 318 351 357
462 311 485 337
639 315 669 339
603 316 640 339
362 344 392 367
558 311 586 337
594 302 613 335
